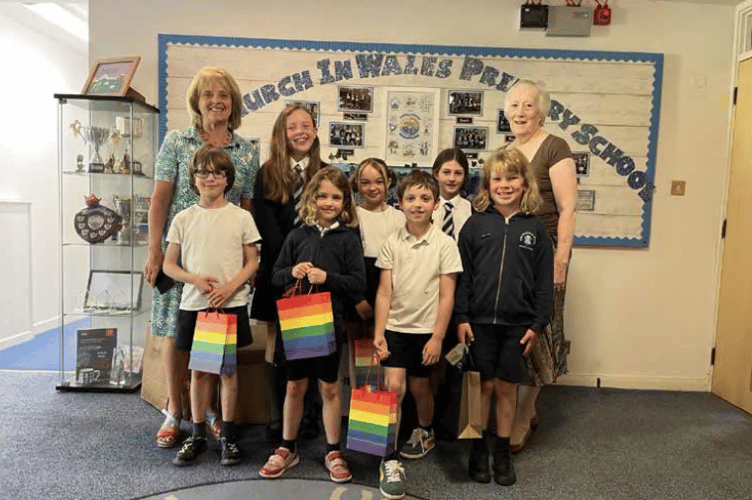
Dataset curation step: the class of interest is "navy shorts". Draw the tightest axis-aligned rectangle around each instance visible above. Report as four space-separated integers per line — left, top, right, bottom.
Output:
379 330 433 378
469 323 529 383
175 305 253 352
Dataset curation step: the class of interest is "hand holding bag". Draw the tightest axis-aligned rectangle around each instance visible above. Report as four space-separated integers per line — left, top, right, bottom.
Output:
188 310 237 375
346 356 398 457
276 280 337 360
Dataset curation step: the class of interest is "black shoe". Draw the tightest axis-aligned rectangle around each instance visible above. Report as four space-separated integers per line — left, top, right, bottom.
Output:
490 434 516 486
220 437 242 466
468 439 491 483
172 436 207 467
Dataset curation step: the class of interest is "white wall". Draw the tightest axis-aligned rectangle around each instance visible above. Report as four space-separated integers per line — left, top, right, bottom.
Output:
89 0 736 390
0 4 88 345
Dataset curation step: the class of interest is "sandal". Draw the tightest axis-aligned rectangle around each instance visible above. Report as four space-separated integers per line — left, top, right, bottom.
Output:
206 410 222 440
156 410 181 448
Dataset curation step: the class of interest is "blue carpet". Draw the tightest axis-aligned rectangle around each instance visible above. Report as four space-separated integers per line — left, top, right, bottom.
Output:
0 319 88 370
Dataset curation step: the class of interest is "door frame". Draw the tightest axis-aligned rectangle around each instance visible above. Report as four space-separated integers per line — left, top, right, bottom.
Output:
711 0 752 389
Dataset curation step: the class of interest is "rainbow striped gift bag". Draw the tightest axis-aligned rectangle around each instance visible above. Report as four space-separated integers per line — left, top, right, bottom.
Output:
347 384 398 457
277 291 336 360
353 339 384 390
188 310 237 375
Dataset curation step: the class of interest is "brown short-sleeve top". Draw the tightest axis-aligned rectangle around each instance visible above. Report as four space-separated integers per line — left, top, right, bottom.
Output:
529 134 572 241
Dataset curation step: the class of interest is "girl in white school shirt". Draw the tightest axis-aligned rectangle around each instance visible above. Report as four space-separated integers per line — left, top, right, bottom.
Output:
350 158 405 323
432 148 472 241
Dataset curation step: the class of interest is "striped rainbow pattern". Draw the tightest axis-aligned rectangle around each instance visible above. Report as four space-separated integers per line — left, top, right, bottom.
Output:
346 386 398 456
353 339 383 390
277 292 336 360
188 312 237 375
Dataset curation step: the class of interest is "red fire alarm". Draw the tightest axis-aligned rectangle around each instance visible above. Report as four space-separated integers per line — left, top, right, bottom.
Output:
594 0 612 25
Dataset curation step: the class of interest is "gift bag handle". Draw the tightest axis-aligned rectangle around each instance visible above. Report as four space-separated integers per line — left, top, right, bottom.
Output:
461 343 477 372
362 352 384 392
281 279 317 299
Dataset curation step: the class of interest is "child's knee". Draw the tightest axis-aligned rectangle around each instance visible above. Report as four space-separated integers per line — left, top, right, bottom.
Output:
220 373 238 390
286 379 308 400
319 381 340 401
494 379 516 397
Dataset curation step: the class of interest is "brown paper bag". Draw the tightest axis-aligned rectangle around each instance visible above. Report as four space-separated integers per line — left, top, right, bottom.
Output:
458 370 483 439
140 325 191 419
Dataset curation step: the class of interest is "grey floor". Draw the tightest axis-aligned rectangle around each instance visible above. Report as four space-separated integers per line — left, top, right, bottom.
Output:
1 370 751 500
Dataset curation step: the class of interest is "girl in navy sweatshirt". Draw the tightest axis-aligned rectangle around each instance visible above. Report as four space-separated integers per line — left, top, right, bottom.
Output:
454 147 553 487
260 166 365 484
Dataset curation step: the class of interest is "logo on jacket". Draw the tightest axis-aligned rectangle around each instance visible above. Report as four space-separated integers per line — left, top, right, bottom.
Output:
519 231 536 250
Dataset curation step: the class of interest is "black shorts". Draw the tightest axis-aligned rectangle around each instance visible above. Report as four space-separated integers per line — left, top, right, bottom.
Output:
469 323 529 383
379 330 433 378
175 305 253 352
284 347 342 383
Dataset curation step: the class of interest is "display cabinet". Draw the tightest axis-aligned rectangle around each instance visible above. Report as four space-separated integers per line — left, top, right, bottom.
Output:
55 94 158 392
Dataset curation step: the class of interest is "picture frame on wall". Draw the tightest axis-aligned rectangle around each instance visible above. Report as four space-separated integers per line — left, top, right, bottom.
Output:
384 87 441 166
329 122 365 148
453 126 488 152
337 86 374 113
497 109 511 133
82 57 141 96
448 89 483 116
285 100 321 127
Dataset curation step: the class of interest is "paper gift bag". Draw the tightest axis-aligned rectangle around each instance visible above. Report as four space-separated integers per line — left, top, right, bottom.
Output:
440 344 483 439
277 290 336 360
188 310 237 375
347 385 398 457
352 339 384 390
457 370 483 439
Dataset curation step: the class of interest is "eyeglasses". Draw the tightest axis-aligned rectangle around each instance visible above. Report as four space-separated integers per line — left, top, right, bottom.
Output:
194 169 227 179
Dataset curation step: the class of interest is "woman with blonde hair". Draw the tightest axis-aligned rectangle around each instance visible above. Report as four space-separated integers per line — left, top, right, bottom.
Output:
144 66 258 449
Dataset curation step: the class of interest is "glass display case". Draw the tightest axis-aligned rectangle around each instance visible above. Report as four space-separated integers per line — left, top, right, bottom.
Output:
55 94 158 392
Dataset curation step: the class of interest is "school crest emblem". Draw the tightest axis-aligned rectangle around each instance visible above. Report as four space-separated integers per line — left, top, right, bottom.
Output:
519 231 536 250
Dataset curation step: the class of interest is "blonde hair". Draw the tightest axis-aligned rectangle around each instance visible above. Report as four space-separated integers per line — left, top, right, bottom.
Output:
299 166 358 228
350 157 394 194
185 67 243 131
261 104 324 204
504 79 551 127
473 147 541 213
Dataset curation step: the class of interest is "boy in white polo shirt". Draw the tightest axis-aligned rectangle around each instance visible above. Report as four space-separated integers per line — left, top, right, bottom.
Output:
373 170 463 500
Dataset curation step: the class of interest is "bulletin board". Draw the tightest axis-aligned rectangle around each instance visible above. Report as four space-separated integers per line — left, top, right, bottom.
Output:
158 34 662 247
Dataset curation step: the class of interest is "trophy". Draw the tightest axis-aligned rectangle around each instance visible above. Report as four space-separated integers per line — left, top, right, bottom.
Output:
112 195 132 245
71 121 110 172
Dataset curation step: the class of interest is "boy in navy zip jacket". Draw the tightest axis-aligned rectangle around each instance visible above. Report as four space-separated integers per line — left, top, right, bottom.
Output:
454 148 553 487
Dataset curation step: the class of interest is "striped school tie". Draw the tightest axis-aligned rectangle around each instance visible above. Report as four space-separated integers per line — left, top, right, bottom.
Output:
442 201 454 238
293 164 304 227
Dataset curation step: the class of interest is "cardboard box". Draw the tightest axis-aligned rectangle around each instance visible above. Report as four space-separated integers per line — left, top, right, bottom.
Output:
141 322 270 424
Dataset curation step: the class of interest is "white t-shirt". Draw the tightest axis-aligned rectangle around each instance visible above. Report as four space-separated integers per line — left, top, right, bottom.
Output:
376 222 463 334
433 194 472 241
356 205 406 258
166 203 261 310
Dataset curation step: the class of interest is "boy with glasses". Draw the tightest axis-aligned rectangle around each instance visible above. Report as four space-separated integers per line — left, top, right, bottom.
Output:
163 144 261 467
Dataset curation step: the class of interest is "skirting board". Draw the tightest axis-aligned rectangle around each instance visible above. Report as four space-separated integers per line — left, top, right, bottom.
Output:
557 373 711 392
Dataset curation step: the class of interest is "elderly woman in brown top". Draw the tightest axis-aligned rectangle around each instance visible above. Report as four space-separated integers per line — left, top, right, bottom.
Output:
504 79 577 452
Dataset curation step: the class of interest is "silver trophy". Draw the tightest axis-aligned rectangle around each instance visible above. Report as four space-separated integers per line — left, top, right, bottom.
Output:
112 196 132 244
73 122 110 172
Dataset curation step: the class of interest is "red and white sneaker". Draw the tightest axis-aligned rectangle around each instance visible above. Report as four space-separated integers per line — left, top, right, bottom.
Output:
325 450 353 483
259 447 300 478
